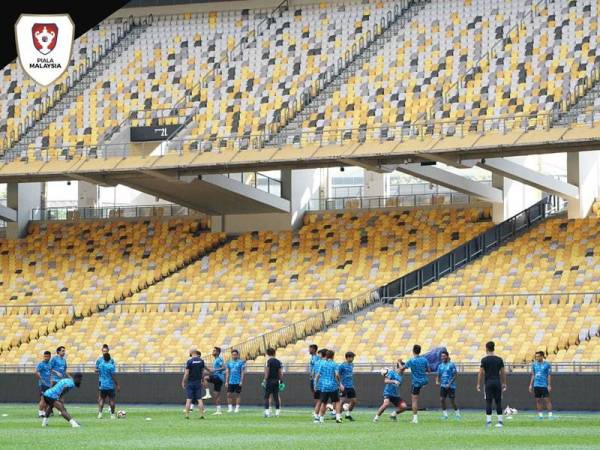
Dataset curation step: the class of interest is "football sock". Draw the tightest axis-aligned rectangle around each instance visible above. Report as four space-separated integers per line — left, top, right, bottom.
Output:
443 410 448 417
486 414 492 423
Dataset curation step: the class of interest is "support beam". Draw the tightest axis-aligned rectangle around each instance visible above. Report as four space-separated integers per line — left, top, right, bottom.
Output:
339 158 395 173
0 204 17 222
6 182 42 238
396 163 503 203
69 173 114 187
464 157 579 201
567 151 600 219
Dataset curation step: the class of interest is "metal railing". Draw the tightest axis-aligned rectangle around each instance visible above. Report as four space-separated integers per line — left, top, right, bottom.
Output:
397 292 600 307
230 289 382 362
31 204 206 221
308 192 481 211
6 103 600 164
225 172 282 197
380 196 559 298
1 361 599 374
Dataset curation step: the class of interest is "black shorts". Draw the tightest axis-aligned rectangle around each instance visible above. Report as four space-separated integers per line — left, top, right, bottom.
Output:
440 387 456 399
227 384 242 394
264 380 280 397
100 389 116 399
186 381 203 402
341 387 356 399
411 384 426 395
384 395 403 407
208 375 223 392
319 391 340 403
43 396 56 407
39 385 51 396
484 380 502 401
534 387 550 398
313 389 321 400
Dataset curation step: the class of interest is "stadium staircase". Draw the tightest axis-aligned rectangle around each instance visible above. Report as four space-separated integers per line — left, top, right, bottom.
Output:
263 0 430 147
8 19 152 158
553 65 600 126
238 197 564 361
0 233 236 356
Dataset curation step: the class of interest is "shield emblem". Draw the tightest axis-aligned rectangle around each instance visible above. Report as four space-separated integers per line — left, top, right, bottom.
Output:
32 23 59 55
15 14 74 86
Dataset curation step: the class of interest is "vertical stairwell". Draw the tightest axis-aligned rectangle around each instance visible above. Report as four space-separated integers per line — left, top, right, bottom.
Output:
8 19 152 159
553 66 600 126
264 0 429 148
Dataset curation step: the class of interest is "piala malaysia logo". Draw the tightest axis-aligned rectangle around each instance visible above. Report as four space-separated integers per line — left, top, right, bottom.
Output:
15 14 74 86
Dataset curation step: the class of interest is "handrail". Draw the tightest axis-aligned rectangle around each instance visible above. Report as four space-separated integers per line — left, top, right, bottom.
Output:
0 298 342 316
379 196 560 298
31 203 206 221
394 292 600 307
307 192 485 211
1 360 599 373
229 288 382 361
6 103 600 163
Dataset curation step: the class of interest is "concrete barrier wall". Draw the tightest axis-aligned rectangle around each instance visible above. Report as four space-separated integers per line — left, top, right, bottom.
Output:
2 373 599 411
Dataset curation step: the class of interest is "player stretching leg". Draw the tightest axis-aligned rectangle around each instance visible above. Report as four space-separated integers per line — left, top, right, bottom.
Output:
314 350 342 424
35 351 52 417
338 351 356 421
477 341 507 427
373 368 407 422
97 352 120 419
225 349 246 413
263 348 283 417
436 350 460 419
41 373 83 428
182 349 207 419
529 351 554 419
400 344 430 424
203 346 225 415
312 348 327 420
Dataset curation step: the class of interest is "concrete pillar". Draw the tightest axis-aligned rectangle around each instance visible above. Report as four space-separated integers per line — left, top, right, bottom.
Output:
211 215 223 233
567 151 600 219
282 168 321 229
77 181 98 208
6 182 42 239
363 171 385 198
491 158 542 223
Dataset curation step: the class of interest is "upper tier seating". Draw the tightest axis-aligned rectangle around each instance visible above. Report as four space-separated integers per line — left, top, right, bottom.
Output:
0 20 129 151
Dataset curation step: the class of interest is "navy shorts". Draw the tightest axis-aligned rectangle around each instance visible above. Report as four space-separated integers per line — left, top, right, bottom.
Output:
411 383 427 395
100 389 116 399
43 396 56 407
534 387 549 398
440 387 456 399
207 375 223 392
384 395 403 407
39 385 51 396
341 387 356 399
186 381 203 402
319 390 339 403
227 384 242 394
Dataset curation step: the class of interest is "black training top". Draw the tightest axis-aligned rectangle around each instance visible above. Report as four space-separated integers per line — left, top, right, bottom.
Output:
186 356 205 382
266 357 282 381
480 355 504 382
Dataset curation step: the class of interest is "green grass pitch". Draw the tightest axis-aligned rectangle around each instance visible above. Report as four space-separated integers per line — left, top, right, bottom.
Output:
0 404 598 449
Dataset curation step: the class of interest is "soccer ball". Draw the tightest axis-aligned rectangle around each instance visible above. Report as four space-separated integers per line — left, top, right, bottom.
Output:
342 403 350 412
503 406 518 419
117 410 126 419
379 368 389 376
